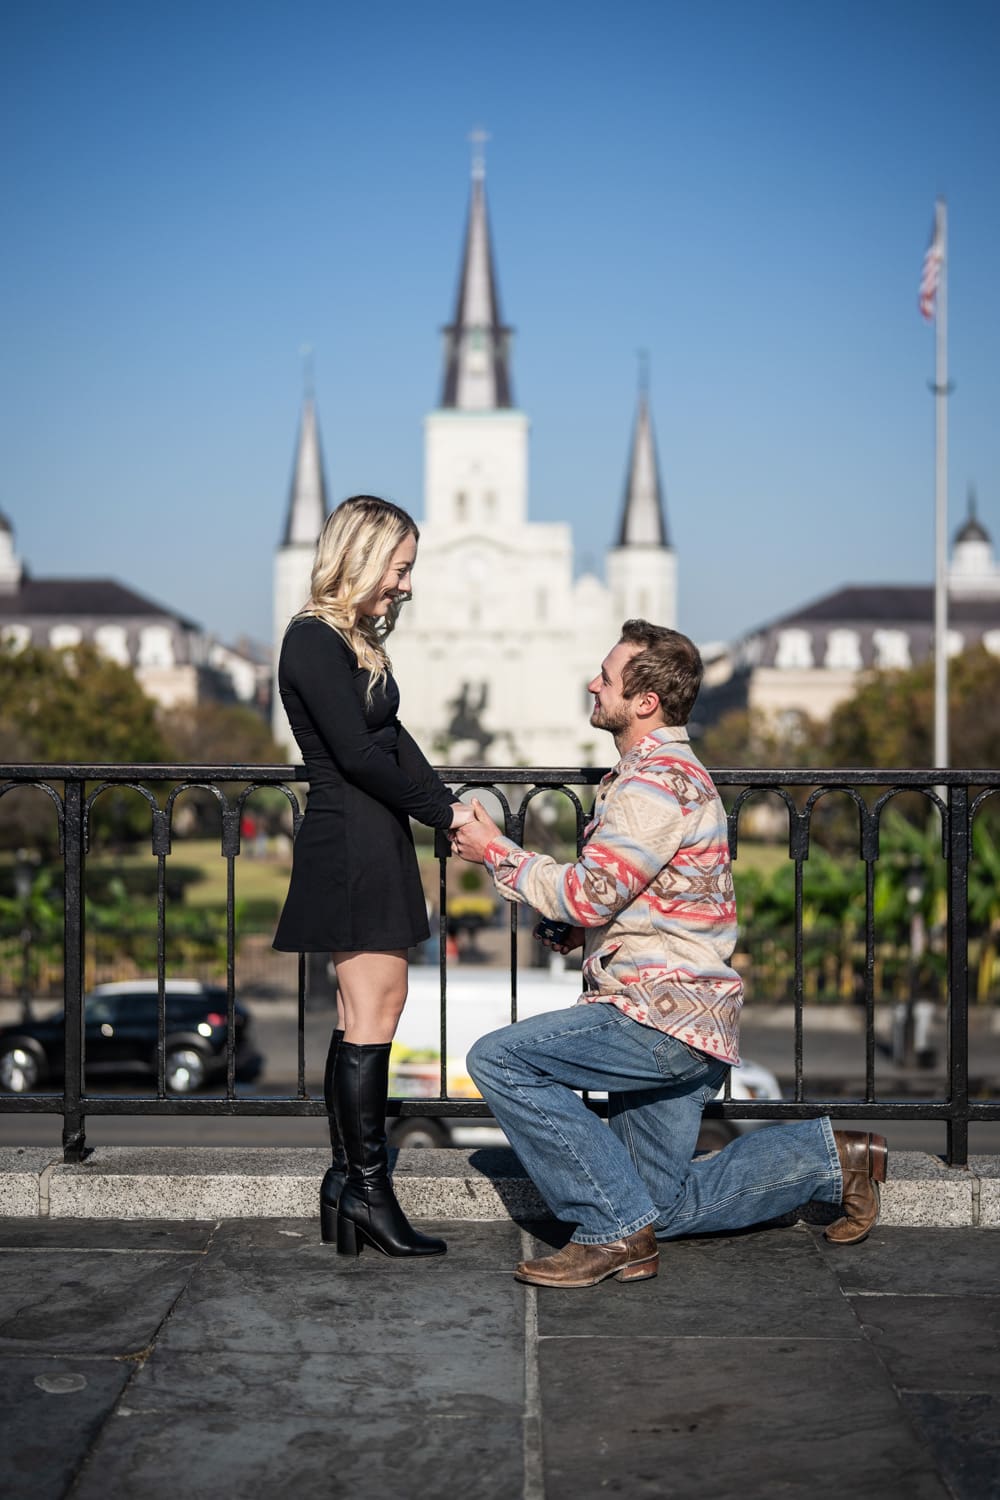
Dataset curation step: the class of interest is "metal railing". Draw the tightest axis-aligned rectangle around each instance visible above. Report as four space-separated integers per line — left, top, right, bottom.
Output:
1 762 999 1166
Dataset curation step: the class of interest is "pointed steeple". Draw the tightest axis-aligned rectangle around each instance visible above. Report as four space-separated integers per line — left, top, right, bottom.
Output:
616 358 670 547
440 137 513 411
955 484 989 545
282 382 329 546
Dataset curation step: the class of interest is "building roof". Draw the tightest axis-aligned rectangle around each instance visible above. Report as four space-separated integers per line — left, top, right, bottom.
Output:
0 576 200 629
759 583 1000 633
440 163 513 411
0 510 12 535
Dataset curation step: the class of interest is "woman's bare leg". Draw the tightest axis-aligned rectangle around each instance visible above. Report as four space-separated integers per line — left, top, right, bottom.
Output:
332 950 408 1044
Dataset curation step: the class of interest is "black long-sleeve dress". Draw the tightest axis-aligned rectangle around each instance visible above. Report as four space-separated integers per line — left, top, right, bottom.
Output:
272 616 455 952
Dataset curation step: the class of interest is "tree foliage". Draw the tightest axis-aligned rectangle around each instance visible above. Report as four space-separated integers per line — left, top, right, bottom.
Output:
0 641 167 764
695 708 826 769
827 646 1000 769
162 702 283 765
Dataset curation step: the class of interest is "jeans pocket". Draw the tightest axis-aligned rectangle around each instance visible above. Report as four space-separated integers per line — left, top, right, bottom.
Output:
651 1032 713 1084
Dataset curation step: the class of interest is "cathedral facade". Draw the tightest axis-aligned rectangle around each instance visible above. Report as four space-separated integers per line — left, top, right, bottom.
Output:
272 159 676 766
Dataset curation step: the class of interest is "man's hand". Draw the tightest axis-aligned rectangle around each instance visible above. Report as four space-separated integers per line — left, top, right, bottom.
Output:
449 801 474 829
533 921 585 955
450 797 502 865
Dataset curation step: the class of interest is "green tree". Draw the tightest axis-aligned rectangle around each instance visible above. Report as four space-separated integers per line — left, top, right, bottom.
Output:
163 702 283 765
0 642 169 851
0 641 167 764
694 707 827 769
828 645 1000 769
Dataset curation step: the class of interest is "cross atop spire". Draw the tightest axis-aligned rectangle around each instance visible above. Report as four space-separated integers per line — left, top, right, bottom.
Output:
439 138 513 410
282 386 329 546
616 362 670 548
469 126 490 182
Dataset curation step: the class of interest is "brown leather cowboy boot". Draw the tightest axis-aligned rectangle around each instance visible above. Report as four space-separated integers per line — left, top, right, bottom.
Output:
825 1131 888 1245
514 1225 658 1287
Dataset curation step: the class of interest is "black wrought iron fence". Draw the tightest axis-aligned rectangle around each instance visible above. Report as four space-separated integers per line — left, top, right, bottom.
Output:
1 763 998 1167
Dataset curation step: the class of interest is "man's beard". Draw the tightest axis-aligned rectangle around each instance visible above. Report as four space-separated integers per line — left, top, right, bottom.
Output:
590 702 631 735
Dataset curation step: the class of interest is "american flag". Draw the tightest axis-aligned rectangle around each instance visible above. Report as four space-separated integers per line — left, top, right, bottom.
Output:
919 204 944 321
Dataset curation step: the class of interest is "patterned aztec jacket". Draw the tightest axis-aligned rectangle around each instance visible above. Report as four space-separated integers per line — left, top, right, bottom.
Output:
482 726 743 1064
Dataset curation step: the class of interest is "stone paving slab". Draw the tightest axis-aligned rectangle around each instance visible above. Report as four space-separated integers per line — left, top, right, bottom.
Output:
534 1223 863 1341
72 1402 524 1500
0 1217 998 1500
0 1355 132 1500
816 1225 1000 1297
0 1218 214 1251
537 1335 951 1500
900 1392 1000 1500
854 1295 1000 1393
0 1248 202 1357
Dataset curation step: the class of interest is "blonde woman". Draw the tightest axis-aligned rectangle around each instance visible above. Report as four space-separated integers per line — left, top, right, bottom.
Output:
274 495 471 1257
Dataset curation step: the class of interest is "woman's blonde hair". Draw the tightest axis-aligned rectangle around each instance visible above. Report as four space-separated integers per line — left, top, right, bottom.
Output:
297 494 419 700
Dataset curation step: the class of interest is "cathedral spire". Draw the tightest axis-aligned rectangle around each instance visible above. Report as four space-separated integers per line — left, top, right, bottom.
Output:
282 376 329 546
440 135 513 411
616 360 670 547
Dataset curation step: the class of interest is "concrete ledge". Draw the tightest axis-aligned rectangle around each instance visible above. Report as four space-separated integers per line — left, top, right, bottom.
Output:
0 1145 998 1226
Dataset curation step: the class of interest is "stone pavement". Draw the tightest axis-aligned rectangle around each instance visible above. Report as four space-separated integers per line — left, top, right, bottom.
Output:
1 1215 997 1500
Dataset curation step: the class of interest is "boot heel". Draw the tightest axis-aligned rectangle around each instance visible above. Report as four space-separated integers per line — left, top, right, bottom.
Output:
616 1256 658 1283
336 1213 361 1257
320 1198 338 1245
869 1136 889 1183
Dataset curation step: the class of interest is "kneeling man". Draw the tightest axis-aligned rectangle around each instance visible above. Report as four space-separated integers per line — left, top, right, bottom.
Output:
451 619 886 1288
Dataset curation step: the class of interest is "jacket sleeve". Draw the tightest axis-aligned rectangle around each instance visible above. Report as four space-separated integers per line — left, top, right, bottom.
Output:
396 724 455 806
481 773 685 925
284 623 456 830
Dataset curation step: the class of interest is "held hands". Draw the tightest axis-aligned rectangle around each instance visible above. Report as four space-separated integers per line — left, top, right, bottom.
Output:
450 797 502 864
449 802 475 829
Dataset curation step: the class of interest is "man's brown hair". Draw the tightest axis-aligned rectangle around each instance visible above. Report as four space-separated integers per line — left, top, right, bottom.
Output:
619 619 703 725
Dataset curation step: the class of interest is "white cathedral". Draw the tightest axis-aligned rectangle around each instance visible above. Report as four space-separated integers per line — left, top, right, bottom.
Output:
272 157 676 766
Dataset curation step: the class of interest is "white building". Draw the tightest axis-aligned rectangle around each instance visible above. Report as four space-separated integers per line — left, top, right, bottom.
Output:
697 491 1000 732
272 157 676 765
0 509 267 714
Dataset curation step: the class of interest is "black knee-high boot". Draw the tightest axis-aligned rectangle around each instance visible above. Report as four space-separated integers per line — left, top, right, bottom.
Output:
319 1028 347 1242
333 1042 446 1258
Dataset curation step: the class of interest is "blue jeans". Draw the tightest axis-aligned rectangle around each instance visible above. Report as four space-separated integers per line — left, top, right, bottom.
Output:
467 1003 843 1245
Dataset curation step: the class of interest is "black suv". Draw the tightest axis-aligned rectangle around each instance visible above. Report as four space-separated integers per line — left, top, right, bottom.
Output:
0 981 263 1095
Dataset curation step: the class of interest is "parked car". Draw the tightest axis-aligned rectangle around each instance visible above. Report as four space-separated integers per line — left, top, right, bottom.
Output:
0 980 263 1095
387 1047 783 1153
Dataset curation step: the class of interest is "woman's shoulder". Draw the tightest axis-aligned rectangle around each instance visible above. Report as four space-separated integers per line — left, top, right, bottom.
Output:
281 616 356 668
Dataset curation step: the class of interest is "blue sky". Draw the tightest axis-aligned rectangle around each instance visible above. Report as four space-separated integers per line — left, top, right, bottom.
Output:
2 0 998 652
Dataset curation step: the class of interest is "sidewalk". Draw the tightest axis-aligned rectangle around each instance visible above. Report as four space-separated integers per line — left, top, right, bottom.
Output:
1 1215 997 1500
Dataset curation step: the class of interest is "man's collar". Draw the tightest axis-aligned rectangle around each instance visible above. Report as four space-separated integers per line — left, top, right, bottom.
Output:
611 725 690 775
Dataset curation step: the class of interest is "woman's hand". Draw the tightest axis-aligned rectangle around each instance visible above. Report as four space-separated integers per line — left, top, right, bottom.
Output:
450 797 503 863
449 802 475 829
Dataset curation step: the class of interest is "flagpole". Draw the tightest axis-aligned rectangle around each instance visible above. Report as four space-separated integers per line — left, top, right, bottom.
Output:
932 198 949 771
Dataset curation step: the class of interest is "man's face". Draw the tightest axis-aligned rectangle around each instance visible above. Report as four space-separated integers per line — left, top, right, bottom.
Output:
587 641 641 735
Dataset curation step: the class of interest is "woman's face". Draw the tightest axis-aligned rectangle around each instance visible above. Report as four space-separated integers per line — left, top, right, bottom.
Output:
360 531 417 618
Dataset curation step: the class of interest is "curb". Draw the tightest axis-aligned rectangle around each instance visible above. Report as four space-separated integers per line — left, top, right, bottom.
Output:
2 1146 1000 1227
